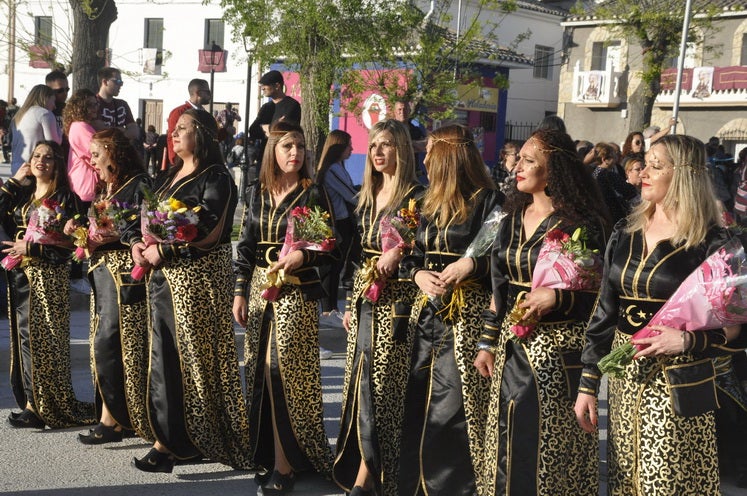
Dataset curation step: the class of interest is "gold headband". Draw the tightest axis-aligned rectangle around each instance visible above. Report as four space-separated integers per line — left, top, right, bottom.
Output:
431 136 473 147
528 137 576 160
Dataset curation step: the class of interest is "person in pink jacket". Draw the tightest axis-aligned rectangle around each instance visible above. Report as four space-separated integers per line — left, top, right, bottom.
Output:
63 89 102 205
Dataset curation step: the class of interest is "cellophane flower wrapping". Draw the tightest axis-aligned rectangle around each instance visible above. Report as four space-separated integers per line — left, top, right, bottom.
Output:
508 227 602 340
599 236 747 377
2 199 70 271
73 199 138 261
261 205 336 301
429 207 507 319
130 195 201 280
363 199 420 303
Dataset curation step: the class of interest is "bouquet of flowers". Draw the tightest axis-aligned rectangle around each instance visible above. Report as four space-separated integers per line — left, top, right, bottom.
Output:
363 198 420 302
72 198 138 261
1 198 70 270
130 192 201 280
431 207 507 320
261 205 336 301
598 236 747 377
508 226 602 340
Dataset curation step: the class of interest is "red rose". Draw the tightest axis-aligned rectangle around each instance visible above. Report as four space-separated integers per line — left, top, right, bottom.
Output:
545 229 565 243
320 238 336 251
41 198 59 210
175 224 198 242
291 206 310 218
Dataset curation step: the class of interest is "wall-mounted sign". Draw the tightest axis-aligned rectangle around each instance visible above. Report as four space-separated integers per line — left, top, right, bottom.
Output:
362 94 387 129
455 85 499 112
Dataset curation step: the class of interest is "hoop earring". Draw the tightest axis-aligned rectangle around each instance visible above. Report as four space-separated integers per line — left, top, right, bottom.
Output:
544 185 552 197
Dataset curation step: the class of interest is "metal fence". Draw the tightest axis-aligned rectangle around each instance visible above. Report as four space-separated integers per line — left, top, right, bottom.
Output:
504 121 538 142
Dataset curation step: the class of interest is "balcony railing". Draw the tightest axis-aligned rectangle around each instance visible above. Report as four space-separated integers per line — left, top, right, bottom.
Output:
571 61 622 108
655 66 747 107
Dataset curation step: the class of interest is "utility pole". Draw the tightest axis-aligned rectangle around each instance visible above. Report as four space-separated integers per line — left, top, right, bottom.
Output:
8 0 16 101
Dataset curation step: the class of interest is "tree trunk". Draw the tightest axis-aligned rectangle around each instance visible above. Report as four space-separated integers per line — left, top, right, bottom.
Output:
69 0 117 90
299 64 334 166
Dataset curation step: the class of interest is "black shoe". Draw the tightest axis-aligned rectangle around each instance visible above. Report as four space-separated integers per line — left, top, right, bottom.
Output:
349 486 372 496
262 470 296 494
254 469 272 486
132 448 175 473
7 409 44 429
78 423 123 445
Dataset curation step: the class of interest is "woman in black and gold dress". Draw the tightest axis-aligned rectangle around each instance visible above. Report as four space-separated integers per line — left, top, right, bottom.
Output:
233 121 337 494
575 135 747 495
333 120 423 496
3 141 94 429
399 124 502 496
474 129 608 495
131 109 252 472
66 128 152 444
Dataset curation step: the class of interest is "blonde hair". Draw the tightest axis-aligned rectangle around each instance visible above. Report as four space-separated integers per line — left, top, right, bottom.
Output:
625 135 720 249
14 84 55 126
421 124 495 227
356 120 417 216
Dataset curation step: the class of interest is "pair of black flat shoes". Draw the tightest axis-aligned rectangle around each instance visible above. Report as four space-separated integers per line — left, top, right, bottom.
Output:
78 423 124 445
7 409 44 429
131 448 204 473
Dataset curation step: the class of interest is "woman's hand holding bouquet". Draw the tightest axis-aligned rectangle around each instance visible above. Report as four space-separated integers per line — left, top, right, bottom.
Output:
261 205 336 301
68 199 138 261
508 226 602 341
598 237 747 377
1 198 71 270
362 198 420 302
130 192 201 280
426 207 507 321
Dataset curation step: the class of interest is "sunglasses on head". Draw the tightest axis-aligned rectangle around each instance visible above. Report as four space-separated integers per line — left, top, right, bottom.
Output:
54 87 70 94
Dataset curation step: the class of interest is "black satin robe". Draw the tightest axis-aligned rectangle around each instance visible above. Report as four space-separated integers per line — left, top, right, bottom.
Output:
235 180 338 475
140 164 253 468
333 183 424 496
86 173 151 437
580 223 747 495
1 179 95 428
482 210 605 496
398 188 502 496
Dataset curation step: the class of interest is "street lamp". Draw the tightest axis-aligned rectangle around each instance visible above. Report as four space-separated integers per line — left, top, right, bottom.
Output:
201 42 224 115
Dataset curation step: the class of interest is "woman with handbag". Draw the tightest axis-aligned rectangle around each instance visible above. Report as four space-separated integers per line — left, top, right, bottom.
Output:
315 130 357 316
574 134 747 495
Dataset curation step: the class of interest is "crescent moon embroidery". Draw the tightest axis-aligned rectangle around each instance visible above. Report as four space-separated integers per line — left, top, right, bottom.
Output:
625 304 643 327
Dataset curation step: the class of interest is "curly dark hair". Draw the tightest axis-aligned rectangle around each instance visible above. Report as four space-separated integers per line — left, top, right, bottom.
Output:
503 129 610 227
62 88 96 135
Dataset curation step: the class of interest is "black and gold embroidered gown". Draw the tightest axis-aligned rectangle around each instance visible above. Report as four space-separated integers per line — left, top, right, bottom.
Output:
333 184 424 496
141 164 253 467
87 173 152 439
1 179 95 428
481 211 604 496
398 188 501 496
235 180 338 475
580 223 746 495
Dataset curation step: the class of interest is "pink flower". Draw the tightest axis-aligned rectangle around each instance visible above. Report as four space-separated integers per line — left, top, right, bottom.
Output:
510 324 534 339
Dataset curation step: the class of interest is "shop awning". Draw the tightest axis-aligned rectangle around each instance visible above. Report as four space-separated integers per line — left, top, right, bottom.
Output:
716 118 747 141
